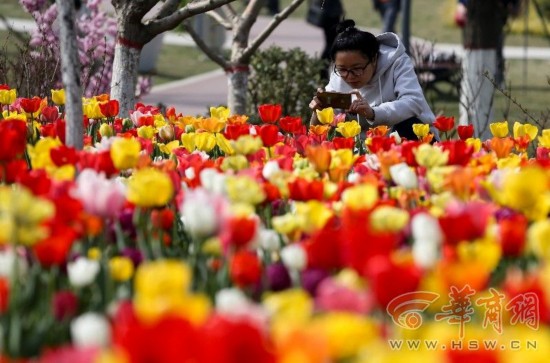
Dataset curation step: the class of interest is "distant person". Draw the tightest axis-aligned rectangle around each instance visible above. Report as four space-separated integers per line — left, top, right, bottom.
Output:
372 0 401 33
266 0 280 15
454 0 520 139
309 19 438 141
305 0 345 81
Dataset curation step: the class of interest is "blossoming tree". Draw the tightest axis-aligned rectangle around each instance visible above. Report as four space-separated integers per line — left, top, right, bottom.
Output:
109 0 238 116
183 0 307 115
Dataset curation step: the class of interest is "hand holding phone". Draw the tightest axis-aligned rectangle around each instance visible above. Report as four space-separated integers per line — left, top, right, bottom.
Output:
316 91 352 109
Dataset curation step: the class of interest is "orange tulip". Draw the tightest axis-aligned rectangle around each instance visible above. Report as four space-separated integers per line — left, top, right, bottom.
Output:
306 145 332 174
486 137 514 159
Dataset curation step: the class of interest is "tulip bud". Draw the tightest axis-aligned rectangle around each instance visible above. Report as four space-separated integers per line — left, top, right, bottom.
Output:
99 123 114 137
67 257 100 288
71 313 111 348
281 244 307 271
158 125 175 142
122 118 133 130
185 124 195 133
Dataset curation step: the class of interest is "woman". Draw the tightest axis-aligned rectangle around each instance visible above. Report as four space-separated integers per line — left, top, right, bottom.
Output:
309 19 437 141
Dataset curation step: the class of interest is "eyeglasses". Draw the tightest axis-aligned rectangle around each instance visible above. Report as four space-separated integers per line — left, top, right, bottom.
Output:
334 62 371 78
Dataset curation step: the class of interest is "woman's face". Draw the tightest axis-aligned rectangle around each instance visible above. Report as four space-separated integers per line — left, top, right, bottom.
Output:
333 51 377 89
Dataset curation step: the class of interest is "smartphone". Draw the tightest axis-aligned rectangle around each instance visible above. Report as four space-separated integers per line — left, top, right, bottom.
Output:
317 91 352 109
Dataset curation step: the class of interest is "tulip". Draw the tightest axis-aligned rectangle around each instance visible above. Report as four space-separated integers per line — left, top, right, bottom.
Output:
335 120 361 138
51 88 65 105
433 115 455 132
210 106 230 120
489 121 509 138
513 121 538 140
110 137 141 170
281 243 307 272
412 123 430 138
258 103 282 123
0 88 16 105
315 107 335 125
71 313 111 348
457 124 474 140
262 160 281 180
180 188 226 237
389 162 418 189
67 257 100 288
127 168 174 208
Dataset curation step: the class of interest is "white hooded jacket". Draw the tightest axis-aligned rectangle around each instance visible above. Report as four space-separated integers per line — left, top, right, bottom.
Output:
325 32 436 128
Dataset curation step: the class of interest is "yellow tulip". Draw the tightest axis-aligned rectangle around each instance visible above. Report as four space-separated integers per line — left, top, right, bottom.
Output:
412 123 430 138
109 256 134 282
134 260 211 324
263 289 314 339
527 220 550 260
1 110 26 121
513 121 538 140
330 148 356 169
210 106 230 120
99 123 114 137
82 98 103 119
180 132 196 152
50 164 76 182
225 175 266 205
127 168 174 207
496 154 523 169
465 137 482 152
231 135 263 155
220 155 249 172
215 133 234 155
137 125 155 139
51 89 65 105
110 137 141 170
414 143 449 168
157 140 180 155
87 247 101 260
194 117 226 133
153 114 167 128
370 205 410 232
538 129 550 148
194 132 216 152
341 184 379 210
295 200 333 234
489 121 509 138
335 120 361 138
0 88 16 105
26 137 62 170
501 166 550 220
272 213 303 237
457 239 501 272
315 107 335 125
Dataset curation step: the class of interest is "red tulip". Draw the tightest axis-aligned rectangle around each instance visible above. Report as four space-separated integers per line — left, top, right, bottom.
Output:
279 116 303 134
99 99 119 118
367 135 395 153
288 177 324 201
224 123 250 140
257 104 282 124
439 140 474 166
303 216 342 270
50 145 78 167
52 290 78 321
499 213 527 257
433 115 455 132
259 124 279 148
2 160 28 184
221 215 258 251
0 119 27 161
229 250 262 287
0 277 9 313
151 208 175 230
333 137 355 150
457 124 474 140
40 106 60 123
19 96 42 114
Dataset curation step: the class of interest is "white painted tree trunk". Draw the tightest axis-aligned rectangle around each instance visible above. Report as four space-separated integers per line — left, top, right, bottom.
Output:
459 49 497 140
110 43 141 118
227 68 249 115
56 0 83 149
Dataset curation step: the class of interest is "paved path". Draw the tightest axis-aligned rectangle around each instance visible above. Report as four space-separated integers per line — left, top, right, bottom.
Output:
3 16 550 116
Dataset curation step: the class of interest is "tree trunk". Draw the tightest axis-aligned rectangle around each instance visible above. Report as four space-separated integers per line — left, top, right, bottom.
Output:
56 0 83 149
110 42 141 117
227 67 249 115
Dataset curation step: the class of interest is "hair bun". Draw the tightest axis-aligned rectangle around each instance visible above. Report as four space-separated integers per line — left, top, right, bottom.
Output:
335 19 356 34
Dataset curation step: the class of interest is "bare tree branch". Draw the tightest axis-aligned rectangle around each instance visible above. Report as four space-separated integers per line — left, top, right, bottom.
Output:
241 0 306 62
145 0 236 35
156 0 181 18
221 3 238 20
206 9 232 30
181 20 228 68
237 0 263 37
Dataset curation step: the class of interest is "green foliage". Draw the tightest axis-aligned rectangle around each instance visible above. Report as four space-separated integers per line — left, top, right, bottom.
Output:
247 46 326 123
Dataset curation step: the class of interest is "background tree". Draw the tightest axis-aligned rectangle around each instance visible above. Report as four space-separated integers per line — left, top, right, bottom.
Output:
182 0 307 115
109 0 237 116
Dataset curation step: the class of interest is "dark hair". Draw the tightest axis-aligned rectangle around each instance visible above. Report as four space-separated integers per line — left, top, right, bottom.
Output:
329 19 379 62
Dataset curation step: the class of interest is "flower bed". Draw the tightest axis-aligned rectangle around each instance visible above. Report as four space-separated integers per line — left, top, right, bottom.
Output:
1 86 550 362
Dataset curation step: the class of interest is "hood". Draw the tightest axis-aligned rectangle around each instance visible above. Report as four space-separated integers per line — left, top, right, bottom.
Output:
372 32 406 82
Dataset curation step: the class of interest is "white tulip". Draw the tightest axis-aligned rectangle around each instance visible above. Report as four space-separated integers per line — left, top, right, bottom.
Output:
390 131 402 144
0 247 28 281
347 172 361 183
71 313 111 348
411 213 443 244
281 244 307 271
184 167 196 180
67 257 100 288
412 240 439 269
257 228 281 252
180 188 226 237
389 162 418 189
365 154 380 171
216 288 250 314
200 168 227 195
262 160 280 180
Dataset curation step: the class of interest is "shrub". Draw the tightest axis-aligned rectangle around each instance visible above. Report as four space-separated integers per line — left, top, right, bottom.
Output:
247 46 326 123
